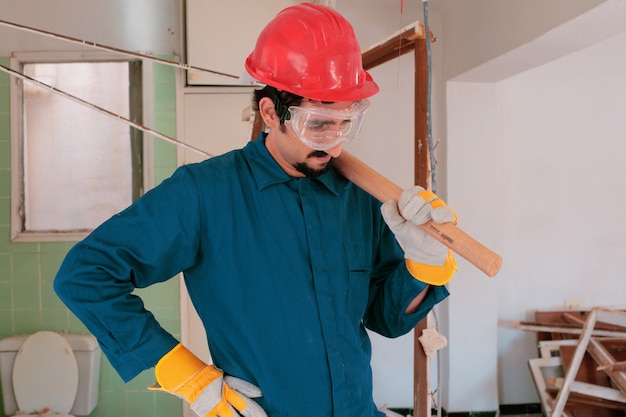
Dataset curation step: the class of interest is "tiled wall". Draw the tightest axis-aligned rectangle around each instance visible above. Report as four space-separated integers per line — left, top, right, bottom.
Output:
0 57 183 417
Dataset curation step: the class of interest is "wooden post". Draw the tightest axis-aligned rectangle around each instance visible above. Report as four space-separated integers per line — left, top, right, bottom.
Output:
414 319 430 417
413 35 431 417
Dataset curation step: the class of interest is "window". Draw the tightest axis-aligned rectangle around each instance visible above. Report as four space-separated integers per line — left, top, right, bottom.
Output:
10 52 147 242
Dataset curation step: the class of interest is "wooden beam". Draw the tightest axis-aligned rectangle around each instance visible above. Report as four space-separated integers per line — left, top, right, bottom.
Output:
528 356 564 416
550 308 598 417
553 378 626 409
598 361 626 372
362 23 425 70
587 338 626 394
414 37 430 190
514 321 626 338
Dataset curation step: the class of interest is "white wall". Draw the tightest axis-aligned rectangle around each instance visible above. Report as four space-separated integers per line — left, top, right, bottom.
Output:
433 0 606 80
447 21 626 409
444 82 501 411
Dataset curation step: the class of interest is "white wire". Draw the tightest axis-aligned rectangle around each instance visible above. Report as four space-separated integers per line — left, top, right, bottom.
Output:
0 18 239 80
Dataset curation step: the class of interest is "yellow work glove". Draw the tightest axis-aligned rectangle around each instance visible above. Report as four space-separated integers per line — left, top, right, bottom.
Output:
148 344 267 417
381 186 458 286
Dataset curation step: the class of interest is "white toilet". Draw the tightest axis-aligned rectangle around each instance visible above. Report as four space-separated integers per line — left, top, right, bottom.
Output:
0 331 101 417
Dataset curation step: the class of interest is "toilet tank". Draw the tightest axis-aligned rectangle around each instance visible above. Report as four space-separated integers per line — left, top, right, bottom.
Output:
0 332 101 416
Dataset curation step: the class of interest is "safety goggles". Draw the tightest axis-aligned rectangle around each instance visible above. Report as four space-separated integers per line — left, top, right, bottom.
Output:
285 100 370 151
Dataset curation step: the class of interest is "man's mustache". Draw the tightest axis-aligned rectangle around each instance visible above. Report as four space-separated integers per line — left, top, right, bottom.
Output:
308 150 329 158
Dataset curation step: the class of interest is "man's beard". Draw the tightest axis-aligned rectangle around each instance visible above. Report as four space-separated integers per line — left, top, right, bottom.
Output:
293 150 333 178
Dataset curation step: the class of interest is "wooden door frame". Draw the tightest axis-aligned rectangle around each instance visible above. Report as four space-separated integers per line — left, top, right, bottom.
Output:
361 22 433 417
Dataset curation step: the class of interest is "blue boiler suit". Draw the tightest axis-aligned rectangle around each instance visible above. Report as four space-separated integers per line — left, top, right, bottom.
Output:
54 135 449 417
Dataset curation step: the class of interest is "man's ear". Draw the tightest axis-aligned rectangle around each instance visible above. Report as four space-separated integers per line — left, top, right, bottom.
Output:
258 97 280 128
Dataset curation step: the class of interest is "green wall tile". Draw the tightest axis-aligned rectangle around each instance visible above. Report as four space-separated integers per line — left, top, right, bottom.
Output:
40 241 70 252
126 368 155 391
150 279 179 307
40 251 67 281
126 390 158 417
92 390 126 417
0 253 10 277
154 85 176 112
0 116 9 140
0 120 9 143
155 393 182 417
99 360 125 391
0 142 9 171
154 138 177 160
0 94 8 113
12 252 40 281
0 310 12 337
154 312 181 337
133 286 153 305
0 226 11 252
0 282 11 307
40 309 71 332
153 112 177 137
12 281 40 309
0 197 9 223
9 241 39 254
153 56 175 82
11 309 40 333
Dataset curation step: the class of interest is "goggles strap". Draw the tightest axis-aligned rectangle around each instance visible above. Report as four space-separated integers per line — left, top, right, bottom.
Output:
270 90 292 122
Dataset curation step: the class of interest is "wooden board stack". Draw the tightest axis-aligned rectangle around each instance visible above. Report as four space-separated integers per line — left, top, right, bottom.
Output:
517 308 626 416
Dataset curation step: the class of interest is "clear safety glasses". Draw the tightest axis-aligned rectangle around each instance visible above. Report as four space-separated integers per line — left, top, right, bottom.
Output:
285 100 370 151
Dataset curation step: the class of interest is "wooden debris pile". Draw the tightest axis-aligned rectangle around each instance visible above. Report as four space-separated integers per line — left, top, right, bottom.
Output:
516 307 626 417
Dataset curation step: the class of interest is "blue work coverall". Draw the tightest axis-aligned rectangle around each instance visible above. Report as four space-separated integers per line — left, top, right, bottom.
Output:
54 134 449 417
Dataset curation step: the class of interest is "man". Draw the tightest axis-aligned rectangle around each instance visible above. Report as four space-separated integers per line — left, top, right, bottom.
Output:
54 3 456 417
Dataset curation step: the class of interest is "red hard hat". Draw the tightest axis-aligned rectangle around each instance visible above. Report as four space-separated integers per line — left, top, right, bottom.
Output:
245 3 379 102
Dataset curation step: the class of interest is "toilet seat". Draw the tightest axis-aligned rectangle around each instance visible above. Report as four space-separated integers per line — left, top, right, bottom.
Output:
12 331 79 415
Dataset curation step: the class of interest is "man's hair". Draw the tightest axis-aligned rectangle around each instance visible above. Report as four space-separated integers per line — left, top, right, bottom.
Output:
252 86 303 132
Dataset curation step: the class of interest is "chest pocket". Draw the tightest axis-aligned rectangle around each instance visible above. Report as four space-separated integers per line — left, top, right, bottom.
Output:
345 239 372 323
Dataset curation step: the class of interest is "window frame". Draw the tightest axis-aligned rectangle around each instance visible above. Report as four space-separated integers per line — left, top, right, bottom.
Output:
10 51 154 242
